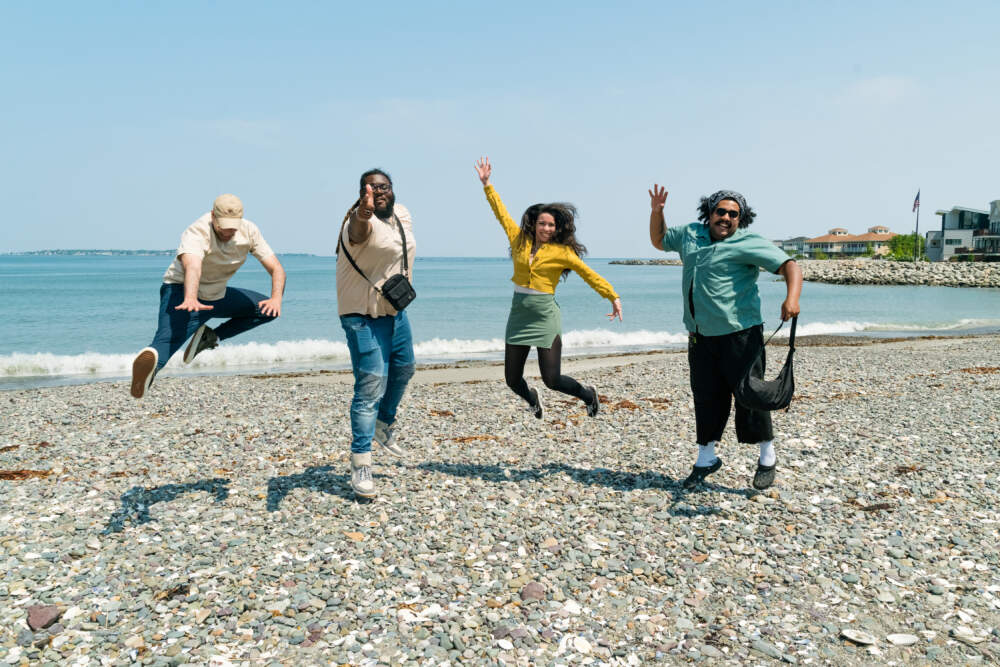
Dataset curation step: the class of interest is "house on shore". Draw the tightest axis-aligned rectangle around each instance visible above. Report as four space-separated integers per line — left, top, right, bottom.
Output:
789 227 897 258
926 201 1000 261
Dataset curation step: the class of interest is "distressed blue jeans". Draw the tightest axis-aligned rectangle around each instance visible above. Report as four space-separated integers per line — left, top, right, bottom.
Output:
150 283 276 370
340 311 416 454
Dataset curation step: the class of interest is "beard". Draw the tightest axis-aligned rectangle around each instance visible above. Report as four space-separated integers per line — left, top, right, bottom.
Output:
374 193 396 219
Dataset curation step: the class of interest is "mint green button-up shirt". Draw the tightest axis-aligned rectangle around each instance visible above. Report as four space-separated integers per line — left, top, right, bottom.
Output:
663 223 791 336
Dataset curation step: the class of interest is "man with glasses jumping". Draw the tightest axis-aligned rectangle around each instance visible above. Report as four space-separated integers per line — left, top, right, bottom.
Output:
647 186 802 491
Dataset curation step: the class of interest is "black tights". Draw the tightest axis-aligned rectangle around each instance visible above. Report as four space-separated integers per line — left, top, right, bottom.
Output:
504 336 591 405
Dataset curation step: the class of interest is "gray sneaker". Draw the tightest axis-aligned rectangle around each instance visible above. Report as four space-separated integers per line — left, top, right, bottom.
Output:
183 324 218 364
374 420 404 457
350 452 376 499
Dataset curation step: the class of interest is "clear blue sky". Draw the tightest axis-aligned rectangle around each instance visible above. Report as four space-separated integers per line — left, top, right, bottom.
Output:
2 1 997 256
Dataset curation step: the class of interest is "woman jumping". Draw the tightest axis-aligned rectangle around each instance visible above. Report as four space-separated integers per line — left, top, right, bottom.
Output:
474 157 623 418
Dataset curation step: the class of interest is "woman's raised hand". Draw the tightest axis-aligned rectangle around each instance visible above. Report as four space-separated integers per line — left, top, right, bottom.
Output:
648 184 668 211
607 298 623 322
474 157 492 186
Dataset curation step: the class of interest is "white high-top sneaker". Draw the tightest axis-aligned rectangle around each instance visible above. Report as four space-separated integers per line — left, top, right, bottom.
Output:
350 452 376 499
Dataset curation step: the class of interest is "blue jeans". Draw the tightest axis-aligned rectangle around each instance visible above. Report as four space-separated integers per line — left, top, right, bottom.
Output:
340 311 416 454
150 283 276 370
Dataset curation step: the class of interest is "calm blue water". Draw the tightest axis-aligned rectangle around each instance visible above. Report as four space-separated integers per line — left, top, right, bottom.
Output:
2 254 999 389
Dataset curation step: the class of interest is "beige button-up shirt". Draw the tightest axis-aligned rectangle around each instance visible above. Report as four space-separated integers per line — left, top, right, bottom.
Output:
162 213 275 301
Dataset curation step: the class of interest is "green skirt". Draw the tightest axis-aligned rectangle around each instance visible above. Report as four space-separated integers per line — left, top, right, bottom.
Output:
505 293 561 348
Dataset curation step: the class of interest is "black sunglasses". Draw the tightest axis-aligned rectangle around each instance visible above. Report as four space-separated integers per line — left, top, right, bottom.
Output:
713 207 740 219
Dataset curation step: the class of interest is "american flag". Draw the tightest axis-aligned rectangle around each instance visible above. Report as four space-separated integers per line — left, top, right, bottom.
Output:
912 190 920 212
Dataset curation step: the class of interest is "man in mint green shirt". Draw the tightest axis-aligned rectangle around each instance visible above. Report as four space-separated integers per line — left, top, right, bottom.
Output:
648 185 802 491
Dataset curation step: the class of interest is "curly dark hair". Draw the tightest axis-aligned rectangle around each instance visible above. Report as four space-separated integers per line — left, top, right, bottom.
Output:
513 203 587 280
358 168 392 192
697 196 756 228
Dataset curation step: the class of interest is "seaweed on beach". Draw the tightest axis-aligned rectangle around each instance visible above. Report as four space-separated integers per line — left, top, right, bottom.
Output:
959 366 1000 375
153 584 190 601
848 499 894 512
0 469 52 480
450 435 501 443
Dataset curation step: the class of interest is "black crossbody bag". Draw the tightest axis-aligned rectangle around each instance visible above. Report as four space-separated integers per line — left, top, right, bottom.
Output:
338 213 416 311
733 315 797 412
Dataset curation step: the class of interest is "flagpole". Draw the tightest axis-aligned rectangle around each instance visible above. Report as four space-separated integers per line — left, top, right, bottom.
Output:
913 189 920 263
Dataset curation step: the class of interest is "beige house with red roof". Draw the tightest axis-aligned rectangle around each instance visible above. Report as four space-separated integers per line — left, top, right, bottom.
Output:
804 226 897 257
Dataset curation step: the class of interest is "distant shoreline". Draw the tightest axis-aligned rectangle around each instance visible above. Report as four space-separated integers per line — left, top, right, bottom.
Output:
1 250 320 257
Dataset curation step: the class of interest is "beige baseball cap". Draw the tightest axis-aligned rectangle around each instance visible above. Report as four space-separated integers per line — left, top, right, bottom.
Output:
212 194 244 229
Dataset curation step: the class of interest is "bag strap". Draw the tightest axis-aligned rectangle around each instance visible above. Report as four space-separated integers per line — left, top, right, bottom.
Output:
337 212 410 292
394 214 410 278
762 315 798 350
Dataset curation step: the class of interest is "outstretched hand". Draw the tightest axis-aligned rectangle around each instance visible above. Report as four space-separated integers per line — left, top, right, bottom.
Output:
649 184 668 211
607 298 623 322
474 157 492 186
358 185 375 219
175 298 213 312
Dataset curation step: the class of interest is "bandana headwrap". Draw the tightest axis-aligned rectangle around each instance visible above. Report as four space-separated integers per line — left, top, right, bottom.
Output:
708 190 748 217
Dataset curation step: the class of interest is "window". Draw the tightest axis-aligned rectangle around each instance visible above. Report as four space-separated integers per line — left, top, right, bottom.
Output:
945 238 962 245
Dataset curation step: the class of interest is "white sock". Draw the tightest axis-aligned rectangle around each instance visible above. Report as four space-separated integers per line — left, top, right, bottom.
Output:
758 440 776 467
695 441 718 467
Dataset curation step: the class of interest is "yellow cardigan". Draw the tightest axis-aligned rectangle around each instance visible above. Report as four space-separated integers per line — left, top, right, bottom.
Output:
484 185 619 301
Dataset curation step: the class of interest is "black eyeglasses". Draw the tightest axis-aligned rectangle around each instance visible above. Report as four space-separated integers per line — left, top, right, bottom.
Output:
713 207 740 219
367 183 392 193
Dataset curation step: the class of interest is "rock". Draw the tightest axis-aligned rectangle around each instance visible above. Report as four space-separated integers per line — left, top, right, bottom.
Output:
840 629 877 645
952 627 987 644
26 605 63 631
886 633 918 646
751 638 783 659
520 582 545 601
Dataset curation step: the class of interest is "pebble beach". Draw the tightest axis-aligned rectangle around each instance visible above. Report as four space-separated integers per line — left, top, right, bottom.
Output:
2 335 999 665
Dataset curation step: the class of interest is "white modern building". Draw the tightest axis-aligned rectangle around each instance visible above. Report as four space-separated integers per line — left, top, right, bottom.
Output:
926 201 1000 261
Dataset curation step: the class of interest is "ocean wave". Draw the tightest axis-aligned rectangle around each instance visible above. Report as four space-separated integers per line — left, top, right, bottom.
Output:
2 319 997 379
1 330 690 378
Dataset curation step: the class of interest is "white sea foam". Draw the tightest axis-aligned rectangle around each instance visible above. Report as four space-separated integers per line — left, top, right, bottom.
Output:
767 318 1000 338
1 319 996 380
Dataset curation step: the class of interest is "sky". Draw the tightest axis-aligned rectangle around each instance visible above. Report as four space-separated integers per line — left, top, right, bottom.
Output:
2 0 998 257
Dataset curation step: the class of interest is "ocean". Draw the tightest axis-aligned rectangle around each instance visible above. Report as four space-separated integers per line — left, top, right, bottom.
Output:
3 254 1000 390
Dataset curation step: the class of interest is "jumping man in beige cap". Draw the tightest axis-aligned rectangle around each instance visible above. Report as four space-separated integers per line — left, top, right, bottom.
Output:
130 194 286 398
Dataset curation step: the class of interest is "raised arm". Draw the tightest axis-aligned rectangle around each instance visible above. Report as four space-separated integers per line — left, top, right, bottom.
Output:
649 184 668 250
475 156 520 244
347 186 375 245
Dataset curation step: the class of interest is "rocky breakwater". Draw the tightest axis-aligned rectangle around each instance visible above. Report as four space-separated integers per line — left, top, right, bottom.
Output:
799 260 1000 288
609 259 683 266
